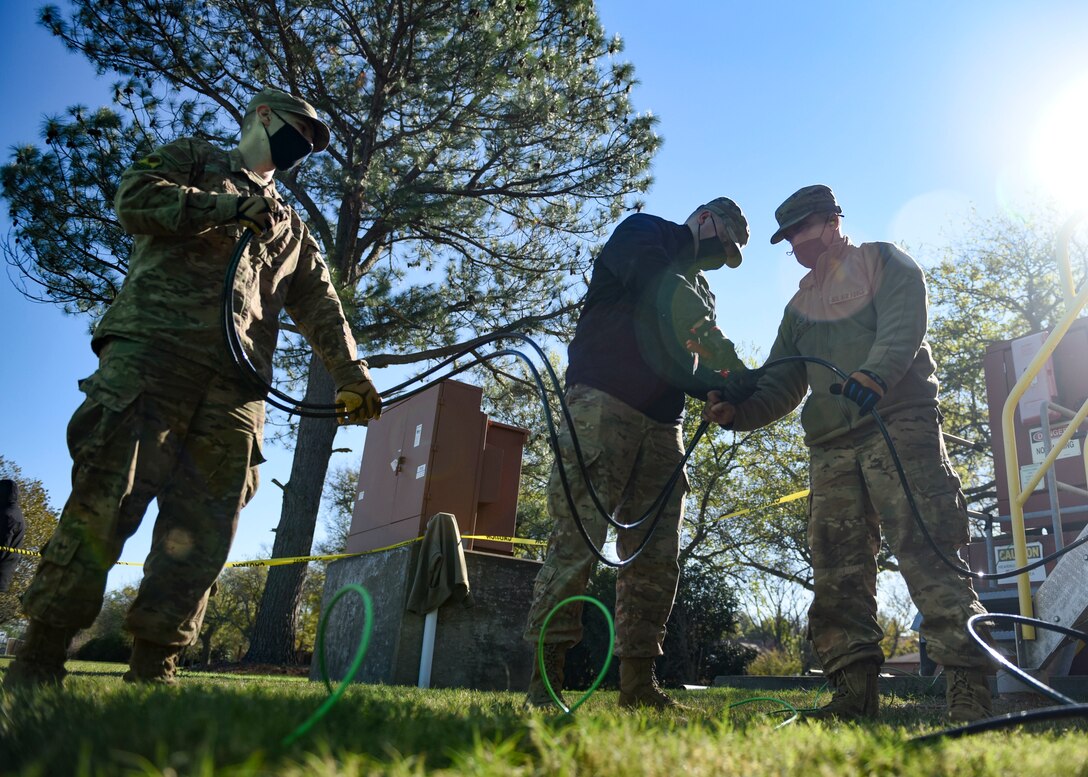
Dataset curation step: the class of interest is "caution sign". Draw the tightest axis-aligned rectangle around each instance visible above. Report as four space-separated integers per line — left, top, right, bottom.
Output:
994 541 1045 582
1028 424 1081 464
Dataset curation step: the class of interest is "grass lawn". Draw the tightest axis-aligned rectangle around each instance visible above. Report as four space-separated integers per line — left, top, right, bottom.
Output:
1 657 1086 776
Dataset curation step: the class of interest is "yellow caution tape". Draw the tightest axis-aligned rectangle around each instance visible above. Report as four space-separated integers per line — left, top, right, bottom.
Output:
0 545 174 567
0 545 146 566
710 488 809 523
4 492 806 570
0 531 547 571
224 535 425 568
0 545 39 558
463 534 547 547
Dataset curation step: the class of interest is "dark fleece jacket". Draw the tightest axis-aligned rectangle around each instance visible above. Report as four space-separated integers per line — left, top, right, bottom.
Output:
0 479 26 593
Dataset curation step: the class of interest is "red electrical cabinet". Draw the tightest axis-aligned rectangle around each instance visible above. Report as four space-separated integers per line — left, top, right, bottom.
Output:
984 319 1088 517
345 380 529 555
974 317 1088 585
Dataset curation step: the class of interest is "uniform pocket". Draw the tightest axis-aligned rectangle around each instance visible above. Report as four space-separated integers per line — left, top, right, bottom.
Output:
561 386 607 463
904 455 963 500
902 457 969 547
240 432 266 507
78 370 142 414
40 530 80 567
66 393 141 467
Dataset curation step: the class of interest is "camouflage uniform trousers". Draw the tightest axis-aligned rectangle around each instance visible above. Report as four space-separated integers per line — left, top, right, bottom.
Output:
807 406 989 675
21 338 264 647
522 384 688 658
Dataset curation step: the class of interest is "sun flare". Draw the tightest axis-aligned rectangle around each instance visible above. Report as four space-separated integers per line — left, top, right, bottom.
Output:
1029 74 1088 212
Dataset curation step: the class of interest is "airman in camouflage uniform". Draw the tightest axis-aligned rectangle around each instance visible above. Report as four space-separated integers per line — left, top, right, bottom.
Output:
4 88 381 690
523 199 752 709
704 185 993 723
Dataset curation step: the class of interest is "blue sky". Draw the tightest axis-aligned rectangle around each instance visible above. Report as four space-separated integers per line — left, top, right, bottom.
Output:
3 0 1088 591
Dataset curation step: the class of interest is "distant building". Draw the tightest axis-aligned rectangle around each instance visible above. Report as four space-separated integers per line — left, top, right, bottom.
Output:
884 651 921 675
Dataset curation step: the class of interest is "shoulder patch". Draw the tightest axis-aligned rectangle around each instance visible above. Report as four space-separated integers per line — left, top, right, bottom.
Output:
132 154 164 170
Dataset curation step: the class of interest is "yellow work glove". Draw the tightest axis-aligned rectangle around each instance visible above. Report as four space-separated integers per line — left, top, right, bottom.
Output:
336 378 382 426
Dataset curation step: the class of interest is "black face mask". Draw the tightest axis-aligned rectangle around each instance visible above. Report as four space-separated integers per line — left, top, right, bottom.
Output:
694 217 731 270
265 110 313 171
696 236 727 269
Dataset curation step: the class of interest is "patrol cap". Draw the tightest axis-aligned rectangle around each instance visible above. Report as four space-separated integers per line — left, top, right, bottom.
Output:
698 196 749 268
246 87 331 153
769 184 843 244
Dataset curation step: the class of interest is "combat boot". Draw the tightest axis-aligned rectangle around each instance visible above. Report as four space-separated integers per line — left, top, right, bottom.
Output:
946 667 992 723
2 620 74 691
525 643 569 709
807 661 880 721
123 639 180 685
618 657 690 710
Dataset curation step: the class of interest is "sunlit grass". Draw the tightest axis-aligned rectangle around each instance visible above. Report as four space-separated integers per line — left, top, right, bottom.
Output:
1 659 1085 776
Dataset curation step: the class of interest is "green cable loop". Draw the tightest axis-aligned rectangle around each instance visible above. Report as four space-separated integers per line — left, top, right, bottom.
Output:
727 696 800 728
537 595 615 714
282 583 374 746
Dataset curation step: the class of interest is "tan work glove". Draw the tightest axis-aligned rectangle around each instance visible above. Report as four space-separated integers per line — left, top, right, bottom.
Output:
336 374 383 426
235 195 285 235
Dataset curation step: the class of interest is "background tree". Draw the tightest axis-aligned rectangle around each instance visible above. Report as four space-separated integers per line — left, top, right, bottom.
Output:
3 0 659 663
679 393 813 593
926 205 1088 518
476 351 566 554
0 456 60 628
315 464 359 557
876 571 920 660
657 561 756 685
71 584 137 662
195 563 268 664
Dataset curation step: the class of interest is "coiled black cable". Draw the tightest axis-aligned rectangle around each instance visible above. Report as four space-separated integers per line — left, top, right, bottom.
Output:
222 230 345 418
766 354 1088 582
223 233 698 566
224 232 1088 575
382 332 691 533
910 613 1087 742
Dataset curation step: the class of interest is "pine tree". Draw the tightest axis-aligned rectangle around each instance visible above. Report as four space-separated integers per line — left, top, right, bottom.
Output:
3 0 659 662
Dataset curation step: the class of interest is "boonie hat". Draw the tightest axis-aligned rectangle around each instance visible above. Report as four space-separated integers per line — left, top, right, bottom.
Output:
699 196 749 268
770 184 843 244
247 87 331 152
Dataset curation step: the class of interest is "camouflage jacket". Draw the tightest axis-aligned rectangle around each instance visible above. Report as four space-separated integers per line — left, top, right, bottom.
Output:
733 238 939 446
95 138 367 390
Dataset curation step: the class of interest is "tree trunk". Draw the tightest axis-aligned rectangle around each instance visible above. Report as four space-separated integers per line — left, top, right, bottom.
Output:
200 625 217 666
244 354 338 664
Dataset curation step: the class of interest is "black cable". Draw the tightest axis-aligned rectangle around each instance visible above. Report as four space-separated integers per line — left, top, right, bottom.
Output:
910 613 1088 743
381 345 703 567
489 348 706 567
765 354 1088 581
222 230 697 564
224 228 1088 576
222 230 344 418
380 331 694 533
964 613 1081 705
911 704 1088 742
